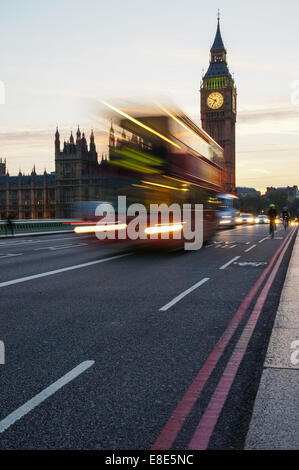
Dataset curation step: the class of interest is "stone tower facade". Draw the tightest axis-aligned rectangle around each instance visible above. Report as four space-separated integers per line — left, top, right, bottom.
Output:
55 127 102 217
200 17 237 193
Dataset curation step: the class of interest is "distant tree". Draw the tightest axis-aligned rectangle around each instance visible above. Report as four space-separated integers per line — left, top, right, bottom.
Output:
264 190 288 213
239 194 265 214
238 188 297 215
289 198 299 218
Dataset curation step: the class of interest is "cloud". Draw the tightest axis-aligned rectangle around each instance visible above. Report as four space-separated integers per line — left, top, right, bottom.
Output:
238 105 299 124
247 168 269 174
238 147 299 154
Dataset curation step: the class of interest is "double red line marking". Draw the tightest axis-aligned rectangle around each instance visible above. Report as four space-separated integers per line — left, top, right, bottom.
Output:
152 228 297 450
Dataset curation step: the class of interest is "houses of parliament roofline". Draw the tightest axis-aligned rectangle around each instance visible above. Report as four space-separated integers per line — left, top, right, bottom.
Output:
0 126 105 220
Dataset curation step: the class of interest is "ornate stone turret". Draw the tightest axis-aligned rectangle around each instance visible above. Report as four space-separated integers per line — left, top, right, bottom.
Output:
76 125 81 143
55 127 60 156
109 121 115 148
204 14 231 81
0 157 6 176
90 129 96 152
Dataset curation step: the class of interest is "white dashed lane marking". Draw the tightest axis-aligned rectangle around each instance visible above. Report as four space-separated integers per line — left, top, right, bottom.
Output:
219 256 240 270
0 252 133 289
160 278 210 312
0 361 95 434
244 244 256 253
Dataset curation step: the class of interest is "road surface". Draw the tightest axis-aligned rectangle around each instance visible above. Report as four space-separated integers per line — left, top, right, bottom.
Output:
0 224 296 449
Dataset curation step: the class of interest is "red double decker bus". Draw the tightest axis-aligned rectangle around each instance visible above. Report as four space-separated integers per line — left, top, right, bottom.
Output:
74 105 224 247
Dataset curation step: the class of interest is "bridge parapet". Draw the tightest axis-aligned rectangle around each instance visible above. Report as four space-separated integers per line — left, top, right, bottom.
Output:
0 219 76 235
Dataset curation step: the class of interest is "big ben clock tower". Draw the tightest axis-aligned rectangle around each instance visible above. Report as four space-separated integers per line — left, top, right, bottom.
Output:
200 15 237 193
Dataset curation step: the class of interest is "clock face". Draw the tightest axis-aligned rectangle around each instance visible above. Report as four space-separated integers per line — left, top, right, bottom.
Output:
207 92 224 110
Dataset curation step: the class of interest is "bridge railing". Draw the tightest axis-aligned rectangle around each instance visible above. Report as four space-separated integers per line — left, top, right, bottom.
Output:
0 219 76 235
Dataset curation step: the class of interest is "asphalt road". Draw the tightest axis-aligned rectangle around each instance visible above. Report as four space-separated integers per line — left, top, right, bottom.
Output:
0 224 296 450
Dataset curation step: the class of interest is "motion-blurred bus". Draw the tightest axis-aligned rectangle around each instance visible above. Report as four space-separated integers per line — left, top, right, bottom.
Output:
217 193 240 228
74 105 225 247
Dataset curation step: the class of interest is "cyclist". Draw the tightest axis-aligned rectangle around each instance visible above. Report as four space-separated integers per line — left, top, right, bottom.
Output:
267 204 277 238
281 207 290 230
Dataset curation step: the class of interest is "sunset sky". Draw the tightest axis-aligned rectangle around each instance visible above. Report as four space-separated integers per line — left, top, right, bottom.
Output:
1 0 299 192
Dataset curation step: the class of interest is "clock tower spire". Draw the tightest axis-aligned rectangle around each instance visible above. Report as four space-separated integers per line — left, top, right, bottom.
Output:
200 15 237 193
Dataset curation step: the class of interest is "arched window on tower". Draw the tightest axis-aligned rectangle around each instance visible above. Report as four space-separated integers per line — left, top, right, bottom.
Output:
64 163 72 177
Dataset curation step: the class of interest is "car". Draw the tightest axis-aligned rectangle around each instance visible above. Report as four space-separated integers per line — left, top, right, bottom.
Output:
290 219 299 226
236 213 255 224
255 215 269 224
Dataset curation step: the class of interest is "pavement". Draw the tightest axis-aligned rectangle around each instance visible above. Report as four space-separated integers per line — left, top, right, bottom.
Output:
0 224 297 449
0 229 73 239
245 229 299 450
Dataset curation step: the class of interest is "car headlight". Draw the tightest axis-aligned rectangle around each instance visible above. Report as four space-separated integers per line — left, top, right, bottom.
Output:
255 218 259 223
236 217 242 223
247 218 254 223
